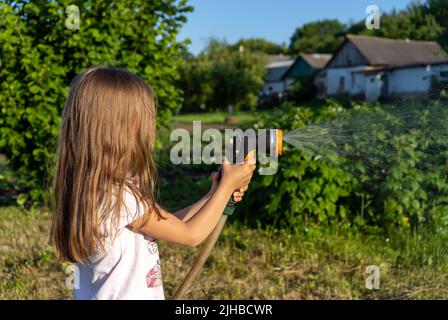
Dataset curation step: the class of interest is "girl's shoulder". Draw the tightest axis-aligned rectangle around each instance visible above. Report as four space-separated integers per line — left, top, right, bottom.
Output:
100 185 147 238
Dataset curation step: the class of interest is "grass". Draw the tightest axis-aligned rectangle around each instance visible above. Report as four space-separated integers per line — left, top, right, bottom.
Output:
0 207 71 299
172 110 266 127
1 206 447 300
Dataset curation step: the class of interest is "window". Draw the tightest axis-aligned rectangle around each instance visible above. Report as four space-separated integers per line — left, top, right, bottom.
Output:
440 71 448 78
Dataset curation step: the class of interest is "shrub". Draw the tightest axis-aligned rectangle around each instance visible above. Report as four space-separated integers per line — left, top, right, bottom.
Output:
240 102 354 233
0 0 192 203
241 100 448 235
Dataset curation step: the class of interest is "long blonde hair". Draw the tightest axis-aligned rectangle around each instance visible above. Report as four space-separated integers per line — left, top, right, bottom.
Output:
52 67 161 263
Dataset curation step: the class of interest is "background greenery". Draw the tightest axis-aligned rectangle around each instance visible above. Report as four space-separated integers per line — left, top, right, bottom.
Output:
0 0 192 202
177 39 267 112
241 101 448 236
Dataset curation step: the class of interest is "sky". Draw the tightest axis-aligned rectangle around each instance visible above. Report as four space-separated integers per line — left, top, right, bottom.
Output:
178 0 413 55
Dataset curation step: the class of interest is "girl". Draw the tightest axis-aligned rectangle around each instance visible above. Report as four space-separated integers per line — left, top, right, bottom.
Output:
51 67 255 300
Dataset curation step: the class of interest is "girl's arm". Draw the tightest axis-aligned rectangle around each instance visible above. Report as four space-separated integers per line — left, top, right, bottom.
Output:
172 194 212 221
172 171 247 222
172 172 219 221
128 161 255 247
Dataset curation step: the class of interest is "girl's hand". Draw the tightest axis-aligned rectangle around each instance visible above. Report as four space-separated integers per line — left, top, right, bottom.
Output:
232 185 248 203
211 170 248 202
220 157 256 191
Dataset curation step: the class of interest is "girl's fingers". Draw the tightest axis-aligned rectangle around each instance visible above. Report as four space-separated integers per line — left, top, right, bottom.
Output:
233 190 244 202
211 171 219 183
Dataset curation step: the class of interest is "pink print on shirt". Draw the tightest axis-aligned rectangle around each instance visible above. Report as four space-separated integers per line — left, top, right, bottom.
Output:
146 260 162 287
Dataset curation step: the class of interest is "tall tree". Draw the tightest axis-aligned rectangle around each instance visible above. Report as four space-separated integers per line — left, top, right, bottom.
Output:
289 19 346 54
427 0 448 50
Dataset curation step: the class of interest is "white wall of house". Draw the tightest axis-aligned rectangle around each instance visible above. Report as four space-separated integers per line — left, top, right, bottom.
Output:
365 73 382 102
387 63 448 96
323 63 448 101
351 72 366 96
261 81 286 96
326 68 352 95
388 66 431 95
326 66 367 96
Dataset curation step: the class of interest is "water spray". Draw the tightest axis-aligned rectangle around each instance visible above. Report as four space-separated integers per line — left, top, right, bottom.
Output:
173 129 283 299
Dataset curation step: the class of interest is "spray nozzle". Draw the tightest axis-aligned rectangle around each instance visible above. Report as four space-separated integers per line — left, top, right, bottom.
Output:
225 129 283 163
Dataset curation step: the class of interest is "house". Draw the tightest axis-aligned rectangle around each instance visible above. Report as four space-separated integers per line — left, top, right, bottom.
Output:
281 53 332 90
259 53 331 104
316 34 448 102
260 55 294 99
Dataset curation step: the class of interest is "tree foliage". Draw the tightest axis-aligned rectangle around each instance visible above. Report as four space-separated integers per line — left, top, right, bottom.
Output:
241 100 448 235
289 19 346 54
427 0 448 50
289 1 447 56
0 0 192 201
229 38 287 55
348 2 443 42
178 39 267 112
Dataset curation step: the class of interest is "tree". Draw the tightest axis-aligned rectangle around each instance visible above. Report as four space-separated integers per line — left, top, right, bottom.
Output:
0 0 192 202
177 55 214 112
348 2 443 42
427 0 448 50
178 39 267 111
289 19 346 54
230 38 287 55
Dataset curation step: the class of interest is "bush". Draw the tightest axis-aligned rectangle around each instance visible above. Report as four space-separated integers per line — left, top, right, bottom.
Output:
290 75 317 101
0 0 192 203
241 100 448 235
241 102 354 233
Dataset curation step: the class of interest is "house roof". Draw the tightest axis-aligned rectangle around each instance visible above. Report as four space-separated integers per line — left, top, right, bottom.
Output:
300 53 333 69
281 53 332 80
266 55 294 68
267 54 294 64
265 55 294 82
329 34 448 69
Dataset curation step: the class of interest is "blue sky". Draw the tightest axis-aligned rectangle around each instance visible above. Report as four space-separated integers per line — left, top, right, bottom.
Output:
178 0 413 55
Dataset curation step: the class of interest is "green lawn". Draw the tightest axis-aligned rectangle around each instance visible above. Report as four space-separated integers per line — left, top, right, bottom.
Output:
172 110 267 127
1 206 447 299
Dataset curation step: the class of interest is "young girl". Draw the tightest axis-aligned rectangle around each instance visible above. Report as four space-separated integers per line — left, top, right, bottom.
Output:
51 67 255 300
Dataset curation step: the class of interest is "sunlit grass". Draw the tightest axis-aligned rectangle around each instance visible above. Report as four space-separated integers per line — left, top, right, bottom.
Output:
172 110 267 127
